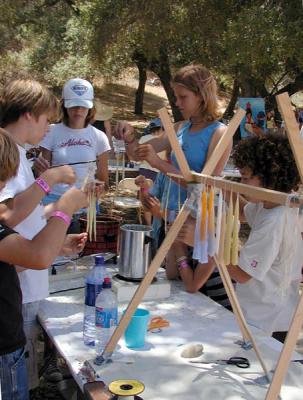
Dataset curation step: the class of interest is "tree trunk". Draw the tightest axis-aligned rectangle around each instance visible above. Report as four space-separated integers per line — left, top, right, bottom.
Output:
134 61 147 115
150 47 183 122
223 78 240 119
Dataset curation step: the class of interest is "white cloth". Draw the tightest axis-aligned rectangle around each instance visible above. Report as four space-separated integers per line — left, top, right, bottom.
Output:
40 123 111 196
237 203 303 335
0 145 48 303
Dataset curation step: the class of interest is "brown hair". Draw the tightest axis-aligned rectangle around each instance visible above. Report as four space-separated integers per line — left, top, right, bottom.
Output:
61 101 96 128
233 134 300 193
172 64 221 121
0 128 19 181
0 80 58 127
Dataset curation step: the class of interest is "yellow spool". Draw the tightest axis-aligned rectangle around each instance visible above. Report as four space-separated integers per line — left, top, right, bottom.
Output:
109 379 145 396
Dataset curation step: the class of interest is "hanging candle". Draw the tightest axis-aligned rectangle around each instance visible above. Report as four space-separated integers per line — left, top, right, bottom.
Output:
200 187 208 241
218 201 226 263
231 193 239 265
208 187 216 256
224 191 233 265
215 189 223 255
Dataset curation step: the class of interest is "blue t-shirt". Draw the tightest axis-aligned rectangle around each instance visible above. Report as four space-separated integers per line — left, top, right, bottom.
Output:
168 120 224 210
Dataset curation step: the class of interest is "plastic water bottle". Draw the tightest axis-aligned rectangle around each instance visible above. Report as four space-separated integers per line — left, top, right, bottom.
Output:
95 277 118 358
83 256 106 346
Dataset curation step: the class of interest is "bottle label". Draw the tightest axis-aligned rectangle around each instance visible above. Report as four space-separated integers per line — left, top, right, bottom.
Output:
95 307 118 328
85 283 103 306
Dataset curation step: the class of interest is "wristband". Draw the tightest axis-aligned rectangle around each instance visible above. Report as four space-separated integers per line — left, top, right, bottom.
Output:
178 260 190 271
140 187 149 194
50 211 71 226
35 178 50 195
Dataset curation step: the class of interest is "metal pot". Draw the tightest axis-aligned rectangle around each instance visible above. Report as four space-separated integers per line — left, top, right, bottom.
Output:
118 224 153 279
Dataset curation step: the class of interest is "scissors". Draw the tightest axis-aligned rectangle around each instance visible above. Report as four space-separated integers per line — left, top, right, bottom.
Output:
148 317 170 332
190 356 250 369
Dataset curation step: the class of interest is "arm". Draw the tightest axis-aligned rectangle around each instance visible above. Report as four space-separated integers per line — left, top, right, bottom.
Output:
179 260 216 293
114 121 171 161
0 187 88 269
206 125 232 176
0 165 76 228
227 264 252 283
96 152 109 190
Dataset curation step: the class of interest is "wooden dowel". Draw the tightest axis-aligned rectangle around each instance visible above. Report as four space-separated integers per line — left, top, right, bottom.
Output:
158 108 192 181
276 93 303 182
202 108 246 176
266 292 303 399
214 256 270 378
190 173 303 207
103 200 192 355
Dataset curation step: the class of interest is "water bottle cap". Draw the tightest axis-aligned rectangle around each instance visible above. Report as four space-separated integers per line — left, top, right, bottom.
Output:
103 277 112 288
94 255 105 265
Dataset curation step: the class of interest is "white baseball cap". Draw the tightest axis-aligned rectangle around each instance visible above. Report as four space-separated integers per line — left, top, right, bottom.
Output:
62 78 94 109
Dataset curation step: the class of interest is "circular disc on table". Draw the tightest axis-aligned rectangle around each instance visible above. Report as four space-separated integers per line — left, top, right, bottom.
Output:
108 379 145 396
113 196 141 208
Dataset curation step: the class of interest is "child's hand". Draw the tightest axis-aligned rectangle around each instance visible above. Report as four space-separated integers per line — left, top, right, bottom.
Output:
136 144 160 168
60 233 88 255
84 180 105 200
142 196 162 219
33 156 50 176
135 175 147 188
114 121 135 142
177 216 195 247
44 165 76 186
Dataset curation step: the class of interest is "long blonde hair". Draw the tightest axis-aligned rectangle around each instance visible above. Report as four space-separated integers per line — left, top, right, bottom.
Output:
172 64 221 121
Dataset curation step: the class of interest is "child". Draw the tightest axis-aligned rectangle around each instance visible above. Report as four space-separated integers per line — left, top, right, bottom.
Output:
0 128 91 400
230 133 303 341
0 79 94 392
35 77 111 199
114 64 231 285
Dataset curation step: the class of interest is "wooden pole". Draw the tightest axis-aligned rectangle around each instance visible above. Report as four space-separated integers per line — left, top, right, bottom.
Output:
276 93 303 181
103 202 192 356
265 92 303 398
189 173 303 207
214 256 270 378
202 108 245 176
158 108 193 181
266 293 303 399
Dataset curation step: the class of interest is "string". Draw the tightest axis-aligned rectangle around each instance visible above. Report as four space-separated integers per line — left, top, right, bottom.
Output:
164 177 172 234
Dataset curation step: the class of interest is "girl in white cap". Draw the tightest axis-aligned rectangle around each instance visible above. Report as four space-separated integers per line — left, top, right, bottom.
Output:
35 78 111 231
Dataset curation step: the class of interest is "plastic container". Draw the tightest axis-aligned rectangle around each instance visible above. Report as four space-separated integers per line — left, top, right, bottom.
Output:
83 256 106 346
95 278 118 357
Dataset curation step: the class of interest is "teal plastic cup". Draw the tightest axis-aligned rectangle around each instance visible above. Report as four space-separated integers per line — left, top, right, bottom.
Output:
124 308 150 348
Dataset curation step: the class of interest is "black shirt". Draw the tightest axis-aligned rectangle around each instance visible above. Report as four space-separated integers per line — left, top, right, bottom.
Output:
0 223 26 355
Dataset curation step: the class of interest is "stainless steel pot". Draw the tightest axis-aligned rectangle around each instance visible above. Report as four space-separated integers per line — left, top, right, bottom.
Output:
118 224 153 279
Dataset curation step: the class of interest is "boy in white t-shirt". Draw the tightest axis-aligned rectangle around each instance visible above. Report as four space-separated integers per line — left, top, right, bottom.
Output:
0 80 91 392
229 134 303 342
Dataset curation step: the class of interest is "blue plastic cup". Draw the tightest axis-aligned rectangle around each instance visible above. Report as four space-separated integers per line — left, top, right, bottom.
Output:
124 308 150 348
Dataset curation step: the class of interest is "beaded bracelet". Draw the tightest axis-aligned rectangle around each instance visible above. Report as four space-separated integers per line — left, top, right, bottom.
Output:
35 178 50 194
50 211 71 226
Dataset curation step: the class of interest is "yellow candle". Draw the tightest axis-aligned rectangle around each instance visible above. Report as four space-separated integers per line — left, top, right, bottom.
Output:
231 193 239 265
224 192 233 265
200 189 207 241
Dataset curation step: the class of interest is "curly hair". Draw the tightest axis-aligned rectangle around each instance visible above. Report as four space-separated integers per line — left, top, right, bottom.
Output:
233 134 300 193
